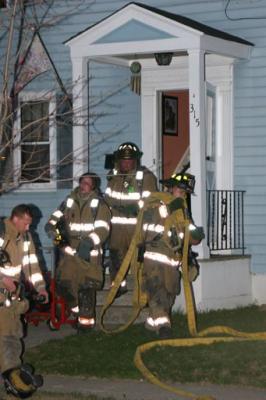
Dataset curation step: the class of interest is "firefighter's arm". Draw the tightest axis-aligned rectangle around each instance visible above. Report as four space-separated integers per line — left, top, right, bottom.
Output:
24 236 49 303
45 199 67 241
104 180 116 208
143 170 158 192
77 203 111 262
90 201 111 245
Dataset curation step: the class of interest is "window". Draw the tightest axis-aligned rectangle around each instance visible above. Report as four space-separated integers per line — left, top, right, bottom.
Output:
0 0 7 8
14 94 56 189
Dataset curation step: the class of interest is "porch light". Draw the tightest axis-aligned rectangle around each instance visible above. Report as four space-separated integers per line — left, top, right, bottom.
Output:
154 52 173 66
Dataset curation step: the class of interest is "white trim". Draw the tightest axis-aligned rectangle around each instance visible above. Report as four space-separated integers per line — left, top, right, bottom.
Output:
13 91 57 191
65 5 251 259
71 57 89 185
188 49 209 258
206 56 234 190
66 4 198 48
140 54 234 259
66 4 251 60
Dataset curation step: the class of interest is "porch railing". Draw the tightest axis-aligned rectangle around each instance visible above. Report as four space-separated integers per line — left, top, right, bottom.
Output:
207 190 245 255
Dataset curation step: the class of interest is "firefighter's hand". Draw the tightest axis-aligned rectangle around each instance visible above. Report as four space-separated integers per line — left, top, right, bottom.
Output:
45 223 57 240
3 277 16 293
54 233 69 248
37 288 49 304
77 238 94 262
64 246 76 256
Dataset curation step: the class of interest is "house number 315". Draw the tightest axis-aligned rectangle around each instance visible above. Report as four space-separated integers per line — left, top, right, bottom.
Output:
190 103 200 127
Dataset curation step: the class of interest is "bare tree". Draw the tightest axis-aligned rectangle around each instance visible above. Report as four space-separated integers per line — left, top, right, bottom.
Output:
0 0 131 194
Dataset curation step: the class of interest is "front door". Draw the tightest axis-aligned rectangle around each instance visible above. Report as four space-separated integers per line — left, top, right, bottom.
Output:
161 90 189 179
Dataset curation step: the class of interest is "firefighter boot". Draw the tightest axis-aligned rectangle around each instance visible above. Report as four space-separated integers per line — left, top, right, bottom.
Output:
77 288 96 333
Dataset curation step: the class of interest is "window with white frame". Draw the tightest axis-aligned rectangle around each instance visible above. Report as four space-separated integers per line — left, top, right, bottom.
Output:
0 0 7 8
14 93 56 189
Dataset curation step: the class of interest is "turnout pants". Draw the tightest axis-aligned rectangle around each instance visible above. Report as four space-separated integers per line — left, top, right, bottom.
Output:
109 223 136 282
56 254 103 319
0 300 29 373
142 258 181 322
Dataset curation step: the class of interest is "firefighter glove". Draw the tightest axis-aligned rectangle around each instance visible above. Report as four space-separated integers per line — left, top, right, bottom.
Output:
77 238 94 262
168 197 184 214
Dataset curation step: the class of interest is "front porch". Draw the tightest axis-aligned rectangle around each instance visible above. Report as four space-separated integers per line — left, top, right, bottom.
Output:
176 255 252 312
65 2 253 260
63 2 259 310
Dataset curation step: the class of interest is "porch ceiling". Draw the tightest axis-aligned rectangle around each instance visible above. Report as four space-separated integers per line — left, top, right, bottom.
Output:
65 2 253 62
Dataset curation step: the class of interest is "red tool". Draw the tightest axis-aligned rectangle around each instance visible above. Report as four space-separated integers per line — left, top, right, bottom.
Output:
25 247 77 330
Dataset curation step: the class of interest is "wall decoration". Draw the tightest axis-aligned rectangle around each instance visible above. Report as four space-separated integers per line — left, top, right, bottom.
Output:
162 95 178 135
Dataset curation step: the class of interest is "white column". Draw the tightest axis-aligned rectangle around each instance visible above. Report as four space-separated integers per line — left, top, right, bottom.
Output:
141 88 158 177
216 73 233 190
71 56 89 185
188 49 209 258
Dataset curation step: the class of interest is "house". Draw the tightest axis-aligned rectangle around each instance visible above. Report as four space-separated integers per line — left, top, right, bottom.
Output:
0 0 265 311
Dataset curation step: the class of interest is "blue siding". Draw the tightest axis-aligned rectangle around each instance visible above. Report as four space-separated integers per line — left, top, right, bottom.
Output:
89 61 141 187
1 0 266 273
93 19 174 44
0 190 69 269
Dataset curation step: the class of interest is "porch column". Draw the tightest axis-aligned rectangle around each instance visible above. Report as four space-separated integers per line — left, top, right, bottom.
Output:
216 72 233 190
71 56 89 185
188 49 209 258
141 88 158 176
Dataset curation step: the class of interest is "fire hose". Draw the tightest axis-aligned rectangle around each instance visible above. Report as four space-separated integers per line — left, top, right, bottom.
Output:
100 192 266 400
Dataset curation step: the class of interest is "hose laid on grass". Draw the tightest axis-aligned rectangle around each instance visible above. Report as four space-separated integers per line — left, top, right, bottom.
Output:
100 193 266 400
134 222 266 400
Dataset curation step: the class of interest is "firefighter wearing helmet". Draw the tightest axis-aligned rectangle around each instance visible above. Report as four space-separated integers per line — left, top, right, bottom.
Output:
0 204 48 397
105 142 158 296
139 172 204 338
45 172 111 332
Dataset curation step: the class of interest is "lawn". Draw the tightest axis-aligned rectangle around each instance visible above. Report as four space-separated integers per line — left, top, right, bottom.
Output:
25 305 266 388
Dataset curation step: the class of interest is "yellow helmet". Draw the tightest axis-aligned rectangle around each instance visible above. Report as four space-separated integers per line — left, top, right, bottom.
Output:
160 173 195 193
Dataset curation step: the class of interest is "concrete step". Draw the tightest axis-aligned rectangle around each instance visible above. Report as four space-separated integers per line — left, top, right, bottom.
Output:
96 273 148 326
95 304 148 326
102 272 136 291
97 288 136 306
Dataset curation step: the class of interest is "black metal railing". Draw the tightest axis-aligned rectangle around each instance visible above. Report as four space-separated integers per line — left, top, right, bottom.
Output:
207 190 245 255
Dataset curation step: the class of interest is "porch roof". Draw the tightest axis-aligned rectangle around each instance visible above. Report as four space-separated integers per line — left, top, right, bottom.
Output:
65 2 253 47
64 2 253 61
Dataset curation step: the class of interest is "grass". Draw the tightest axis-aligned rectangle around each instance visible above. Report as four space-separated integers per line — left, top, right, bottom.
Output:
25 305 266 388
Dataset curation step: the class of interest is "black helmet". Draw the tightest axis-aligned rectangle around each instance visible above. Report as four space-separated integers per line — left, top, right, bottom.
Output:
160 173 195 194
115 142 143 160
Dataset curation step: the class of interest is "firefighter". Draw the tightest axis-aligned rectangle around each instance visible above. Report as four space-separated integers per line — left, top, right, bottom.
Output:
140 173 204 338
105 142 158 296
45 172 111 332
0 204 48 398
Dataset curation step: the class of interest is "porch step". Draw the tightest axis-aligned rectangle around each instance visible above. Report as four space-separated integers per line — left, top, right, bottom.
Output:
95 274 148 327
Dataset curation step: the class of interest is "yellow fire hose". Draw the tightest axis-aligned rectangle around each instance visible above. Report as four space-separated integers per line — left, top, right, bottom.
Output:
100 193 266 400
